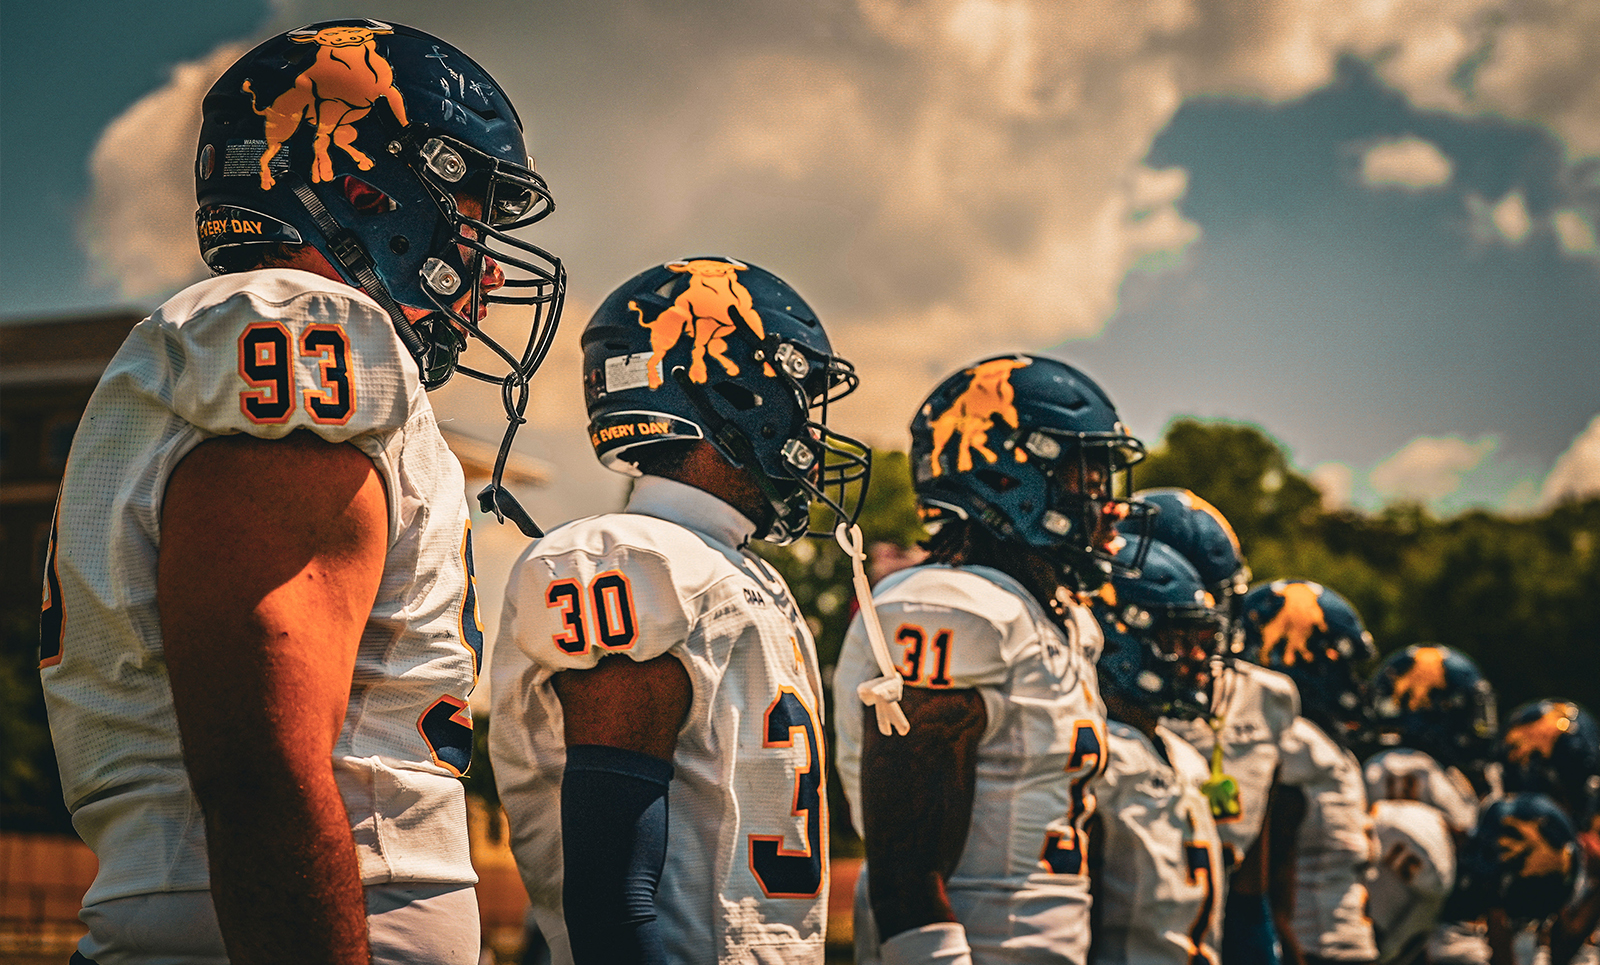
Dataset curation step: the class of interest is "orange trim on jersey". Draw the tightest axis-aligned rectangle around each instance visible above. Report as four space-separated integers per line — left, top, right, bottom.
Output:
590 569 639 652
238 322 296 424
300 323 356 425
458 520 483 681
747 686 828 900
1184 840 1220 965
39 494 66 669
416 694 473 777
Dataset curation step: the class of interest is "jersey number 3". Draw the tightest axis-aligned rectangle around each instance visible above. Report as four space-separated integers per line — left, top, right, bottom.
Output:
749 687 827 899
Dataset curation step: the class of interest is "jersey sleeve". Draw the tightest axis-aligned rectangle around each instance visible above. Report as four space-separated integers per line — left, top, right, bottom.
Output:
499 517 703 673
869 567 1033 690
148 270 416 442
1278 716 1344 787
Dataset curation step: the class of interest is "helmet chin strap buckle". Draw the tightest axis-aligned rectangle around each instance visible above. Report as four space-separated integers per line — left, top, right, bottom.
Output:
479 483 542 538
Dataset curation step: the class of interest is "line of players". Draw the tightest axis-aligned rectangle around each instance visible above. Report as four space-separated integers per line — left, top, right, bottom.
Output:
40 17 1599 965
823 357 1600 965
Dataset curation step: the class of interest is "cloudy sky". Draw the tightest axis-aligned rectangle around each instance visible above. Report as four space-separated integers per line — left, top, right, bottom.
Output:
6 0 1599 543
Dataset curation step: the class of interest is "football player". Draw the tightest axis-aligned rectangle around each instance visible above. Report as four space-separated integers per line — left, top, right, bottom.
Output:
834 353 1148 965
1497 700 1600 965
490 257 870 965
1088 535 1228 965
1364 643 1499 832
1141 488 1303 965
39 20 563 965
1241 579 1380 965
1366 790 1585 965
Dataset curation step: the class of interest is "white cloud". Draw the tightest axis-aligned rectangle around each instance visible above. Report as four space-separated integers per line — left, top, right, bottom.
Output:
1360 137 1453 190
1309 461 1355 510
80 44 244 302
78 0 1600 472
1371 435 1498 502
1493 191 1533 244
1552 209 1599 254
1540 413 1600 506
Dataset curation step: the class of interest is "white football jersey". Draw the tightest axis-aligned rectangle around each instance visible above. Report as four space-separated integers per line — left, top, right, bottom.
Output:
1364 748 1481 835
833 564 1107 965
1278 717 1379 961
1164 659 1300 868
490 477 829 965
41 271 480 911
1368 799 1456 965
1092 722 1226 965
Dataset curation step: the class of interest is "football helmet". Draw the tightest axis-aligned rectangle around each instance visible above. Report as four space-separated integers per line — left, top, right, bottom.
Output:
1367 644 1498 778
195 20 565 533
581 257 869 544
909 354 1149 587
1134 487 1251 607
1095 536 1226 720
1498 698 1600 822
1240 579 1376 741
1449 792 1579 924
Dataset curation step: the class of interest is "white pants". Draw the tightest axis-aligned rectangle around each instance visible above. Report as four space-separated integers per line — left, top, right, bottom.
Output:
77 882 481 965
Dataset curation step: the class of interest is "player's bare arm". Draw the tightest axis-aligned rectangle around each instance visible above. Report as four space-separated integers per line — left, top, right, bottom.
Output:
861 686 986 940
160 431 386 965
554 654 692 760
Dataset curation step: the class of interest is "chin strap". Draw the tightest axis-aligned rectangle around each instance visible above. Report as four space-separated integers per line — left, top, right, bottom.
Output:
834 523 910 736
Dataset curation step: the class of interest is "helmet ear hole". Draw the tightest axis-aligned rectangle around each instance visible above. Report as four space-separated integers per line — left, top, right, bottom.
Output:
974 470 1017 493
338 175 396 215
712 382 761 411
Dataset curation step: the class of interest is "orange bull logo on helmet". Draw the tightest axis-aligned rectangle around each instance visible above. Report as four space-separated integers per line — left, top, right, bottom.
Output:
928 357 1031 476
1258 582 1326 667
1499 815 1572 878
243 22 409 192
1393 647 1449 711
632 259 773 390
1504 703 1578 765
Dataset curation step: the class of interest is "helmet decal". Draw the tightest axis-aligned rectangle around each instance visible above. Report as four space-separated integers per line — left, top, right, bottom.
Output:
1498 815 1573 880
1504 702 1579 766
242 22 406 192
927 356 1030 476
633 259 772 390
1259 581 1327 667
1391 646 1449 711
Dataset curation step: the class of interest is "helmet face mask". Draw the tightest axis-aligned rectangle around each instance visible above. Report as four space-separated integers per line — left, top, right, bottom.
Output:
194 20 566 535
911 354 1148 587
581 257 869 544
1096 536 1223 721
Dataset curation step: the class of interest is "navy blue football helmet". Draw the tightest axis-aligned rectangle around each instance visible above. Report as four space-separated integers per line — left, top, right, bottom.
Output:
1135 488 1250 602
1367 644 1498 778
909 354 1149 587
1241 579 1376 741
581 257 869 545
1448 793 1579 924
1095 537 1225 721
1498 699 1600 824
196 20 565 534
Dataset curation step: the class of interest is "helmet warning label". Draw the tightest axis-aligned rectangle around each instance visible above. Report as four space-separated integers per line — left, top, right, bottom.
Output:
604 352 656 394
223 140 287 180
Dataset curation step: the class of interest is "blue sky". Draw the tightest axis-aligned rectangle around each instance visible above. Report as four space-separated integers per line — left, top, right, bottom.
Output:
4 0 1598 529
